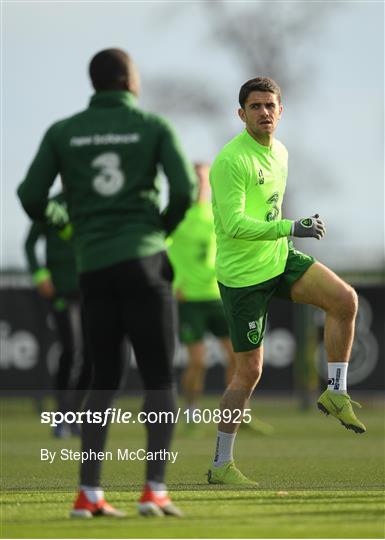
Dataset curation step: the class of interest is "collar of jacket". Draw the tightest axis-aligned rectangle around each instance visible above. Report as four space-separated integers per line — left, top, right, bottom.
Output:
242 129 274 153
89 91 137 108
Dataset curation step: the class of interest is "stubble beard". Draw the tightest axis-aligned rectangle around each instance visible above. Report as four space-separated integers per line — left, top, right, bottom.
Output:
248 123 274 144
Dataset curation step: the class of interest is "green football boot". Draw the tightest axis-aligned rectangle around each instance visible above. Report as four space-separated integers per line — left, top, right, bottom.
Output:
317 389 366 434
207 461 258 486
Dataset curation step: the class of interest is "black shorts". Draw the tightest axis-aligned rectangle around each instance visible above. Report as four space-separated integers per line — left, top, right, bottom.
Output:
79 251 176 390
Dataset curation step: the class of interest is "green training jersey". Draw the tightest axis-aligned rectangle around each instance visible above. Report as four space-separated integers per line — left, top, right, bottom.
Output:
168 201 220 301
18 91 196 273
24 193 78 296
210 130 293 288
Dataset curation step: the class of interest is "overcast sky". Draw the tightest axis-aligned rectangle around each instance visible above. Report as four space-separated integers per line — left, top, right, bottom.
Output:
2 1 384 273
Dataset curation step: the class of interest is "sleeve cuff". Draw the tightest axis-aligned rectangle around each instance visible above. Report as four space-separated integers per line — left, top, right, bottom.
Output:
33 268 51 285
278 219 294 237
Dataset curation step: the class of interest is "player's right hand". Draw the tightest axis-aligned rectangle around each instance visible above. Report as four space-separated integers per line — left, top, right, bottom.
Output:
291 214 326 240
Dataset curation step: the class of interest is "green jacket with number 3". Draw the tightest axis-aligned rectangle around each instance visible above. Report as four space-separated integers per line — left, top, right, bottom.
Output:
17 91 196 273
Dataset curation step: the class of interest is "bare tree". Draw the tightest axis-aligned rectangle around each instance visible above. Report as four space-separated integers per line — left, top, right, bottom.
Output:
204 1 335 98
147 1 336 137
148 2 340 216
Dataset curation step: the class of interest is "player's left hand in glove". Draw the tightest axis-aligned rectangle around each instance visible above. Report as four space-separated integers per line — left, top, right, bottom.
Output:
291 214 326 240
45 200 73 240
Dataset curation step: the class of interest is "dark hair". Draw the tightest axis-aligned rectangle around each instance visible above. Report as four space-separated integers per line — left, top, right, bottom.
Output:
239 77 281 108
89 48 131 91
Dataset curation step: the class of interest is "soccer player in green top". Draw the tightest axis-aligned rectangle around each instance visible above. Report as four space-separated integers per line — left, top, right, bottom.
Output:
207 77 365 486
168 163 236 415
18 48 196 517
168 163 273 436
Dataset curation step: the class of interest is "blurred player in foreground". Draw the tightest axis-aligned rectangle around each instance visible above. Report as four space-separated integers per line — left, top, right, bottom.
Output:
207 77 364 486
18 48 195 517
168 163 273 436
24 191 92 436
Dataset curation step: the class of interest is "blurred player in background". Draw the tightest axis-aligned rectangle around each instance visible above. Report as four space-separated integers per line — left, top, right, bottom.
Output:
168 163 273 436
207 77 364 486
168 164 234 419
18 48 196 517
24 191 91 437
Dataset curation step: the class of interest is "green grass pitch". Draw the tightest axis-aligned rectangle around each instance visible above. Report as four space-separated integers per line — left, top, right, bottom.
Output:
1 395 384 538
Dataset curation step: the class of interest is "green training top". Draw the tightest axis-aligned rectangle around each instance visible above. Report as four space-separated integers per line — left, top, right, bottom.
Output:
210 130 293 287
168 201 220 301
25 193 78 296
18 91 196 273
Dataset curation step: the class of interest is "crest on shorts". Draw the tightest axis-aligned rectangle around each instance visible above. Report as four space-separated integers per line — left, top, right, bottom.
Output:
247 329 260 345
247 321 259 345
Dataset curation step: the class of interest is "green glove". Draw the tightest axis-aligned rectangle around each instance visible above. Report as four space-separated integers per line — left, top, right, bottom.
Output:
45 201 73 241
45 200 69 229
